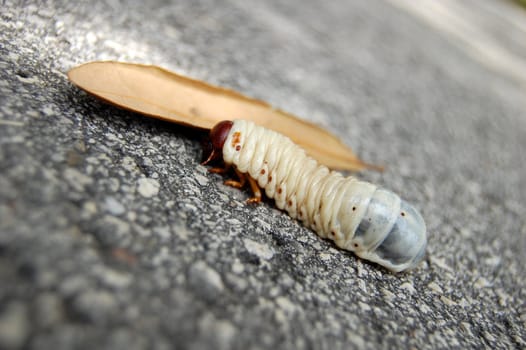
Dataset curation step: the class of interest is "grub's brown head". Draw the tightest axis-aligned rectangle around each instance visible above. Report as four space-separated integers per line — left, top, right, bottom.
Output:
210 120 233 151
202 120 233 165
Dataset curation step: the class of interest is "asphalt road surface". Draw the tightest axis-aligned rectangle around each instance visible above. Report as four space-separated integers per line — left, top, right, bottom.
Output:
1 1 525 349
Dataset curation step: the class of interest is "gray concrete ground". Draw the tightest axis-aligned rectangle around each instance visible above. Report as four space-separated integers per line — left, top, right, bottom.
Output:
1 1 525 349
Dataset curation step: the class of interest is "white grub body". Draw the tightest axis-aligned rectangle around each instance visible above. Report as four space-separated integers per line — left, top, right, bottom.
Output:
222 120 427 272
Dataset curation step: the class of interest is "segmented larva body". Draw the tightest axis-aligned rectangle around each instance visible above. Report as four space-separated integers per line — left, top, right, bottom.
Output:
212 120 427 272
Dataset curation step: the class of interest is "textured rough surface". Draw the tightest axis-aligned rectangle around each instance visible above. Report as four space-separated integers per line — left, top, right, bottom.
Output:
1 1 525 349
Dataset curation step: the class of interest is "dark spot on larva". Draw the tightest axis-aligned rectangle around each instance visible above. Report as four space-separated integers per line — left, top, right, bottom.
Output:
268 175 273 182
235 145 241 151
352 206 356 211
299 210 303 217
401 212 406 217
231 131 241 147
313 219 316 225
288 200 292 206
260 169 266 175
319 203 322 210
330 230 335 237
354 243 359 248
277 187 282 194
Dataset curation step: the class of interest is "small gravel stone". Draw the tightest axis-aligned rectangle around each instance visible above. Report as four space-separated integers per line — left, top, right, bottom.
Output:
137 178 160 198
0 302 29 350
243 238 274 261
34 293 64 328
63 167 93 192
72 290 118 323
188 261 225 302
103 196 126 215
193 313 237 350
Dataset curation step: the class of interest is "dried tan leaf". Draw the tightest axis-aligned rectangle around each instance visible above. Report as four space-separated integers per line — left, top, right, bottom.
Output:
68 61 381 171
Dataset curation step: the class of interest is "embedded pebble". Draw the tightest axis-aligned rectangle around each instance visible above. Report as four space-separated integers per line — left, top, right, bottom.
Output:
34 293 63 328
428 282 443 294
195 314 237 350
318 252 332 262
172 222 190 240
99 215 131 238
243 238 274 261
188 261 225 302
474 277 492 289
194 173 209 186
103 196 126 215
41 104 57 116
63 167 93 191
440 295 457 306
153 226 171 240
0 301 29 349
73 290 118 322
121 156 138 171
137 178 160 197
141 157 154 167
58 275 91 298
231 260 244 274
429 256 453 272
94 266 133 289
275 296 296 317
484 256 501 267
381 288 396 301
358 301 371 312
400 282 416 295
